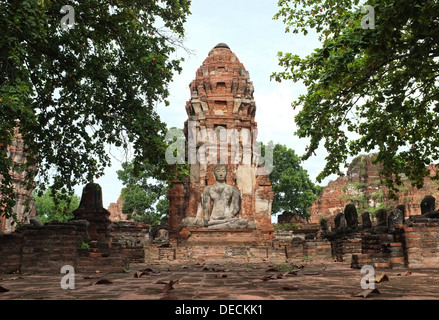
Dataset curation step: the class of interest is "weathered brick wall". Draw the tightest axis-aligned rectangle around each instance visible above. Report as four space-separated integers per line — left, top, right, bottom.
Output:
183 229 265 246
329 229 409 269
388 242 406 268
21 223 88 273
110 221 150 263
0 233 23 273
349 232 406 268
274 220 439 269
304 239 332 260
404 219 439 268
274 230 294 243
333 237 363 262
286 238 305 258
145 245 286 261
274 233 332 261
0 220 153 274
0 221 136 274
0 222 89 273
361 233 389 254
167 181 186 242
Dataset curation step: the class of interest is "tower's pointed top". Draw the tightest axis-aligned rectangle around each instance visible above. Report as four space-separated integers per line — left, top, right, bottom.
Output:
214 43 230 49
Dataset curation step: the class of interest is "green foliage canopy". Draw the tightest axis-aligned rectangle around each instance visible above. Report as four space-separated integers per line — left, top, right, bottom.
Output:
0 0 191 219
272 0 439 197
270 144 323 217
34 189 80 223
117 160 169 225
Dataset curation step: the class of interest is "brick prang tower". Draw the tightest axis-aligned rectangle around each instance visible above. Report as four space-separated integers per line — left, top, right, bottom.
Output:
168 43 274 245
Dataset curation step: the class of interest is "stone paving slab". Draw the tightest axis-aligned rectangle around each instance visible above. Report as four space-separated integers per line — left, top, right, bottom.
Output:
1 258 439 301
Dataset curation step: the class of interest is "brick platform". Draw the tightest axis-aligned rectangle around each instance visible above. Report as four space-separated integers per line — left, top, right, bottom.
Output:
146 244 286 262
404 218 439 268
182 228 273 246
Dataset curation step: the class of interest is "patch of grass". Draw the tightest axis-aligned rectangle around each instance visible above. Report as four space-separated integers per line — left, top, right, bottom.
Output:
273 223 301 231
79 242 90 250
275 264 299 272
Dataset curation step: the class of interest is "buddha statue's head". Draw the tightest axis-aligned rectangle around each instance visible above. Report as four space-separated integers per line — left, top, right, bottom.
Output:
213 164 227 183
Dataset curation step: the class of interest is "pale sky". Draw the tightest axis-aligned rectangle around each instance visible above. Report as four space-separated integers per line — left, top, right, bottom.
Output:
83 0 338 208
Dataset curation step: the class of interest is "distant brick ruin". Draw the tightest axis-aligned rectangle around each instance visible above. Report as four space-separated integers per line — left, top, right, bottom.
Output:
108 196 127 222
0 127 36 233
309 153 439 225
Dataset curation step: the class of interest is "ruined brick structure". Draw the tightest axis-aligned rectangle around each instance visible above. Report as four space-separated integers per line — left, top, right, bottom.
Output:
0 183 147 273
309 153 439 225
107 197 128 222
0 127 36 233
167 43 274 247
3 48 439 274
2 182 439 272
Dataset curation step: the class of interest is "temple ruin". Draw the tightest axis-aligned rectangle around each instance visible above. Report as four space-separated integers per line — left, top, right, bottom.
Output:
1 45 439 276
167 43 275 252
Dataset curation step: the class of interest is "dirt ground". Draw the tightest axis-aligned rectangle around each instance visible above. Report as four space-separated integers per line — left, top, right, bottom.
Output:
1 258 439 301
